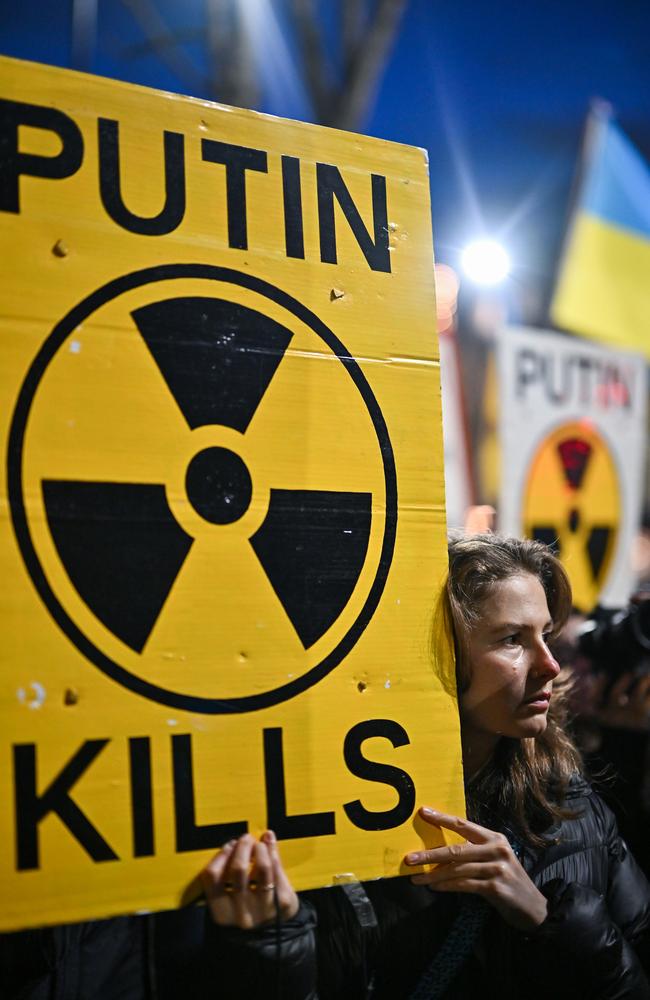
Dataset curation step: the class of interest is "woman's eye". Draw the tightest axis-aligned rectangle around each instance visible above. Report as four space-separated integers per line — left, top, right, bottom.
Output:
502 634 520 646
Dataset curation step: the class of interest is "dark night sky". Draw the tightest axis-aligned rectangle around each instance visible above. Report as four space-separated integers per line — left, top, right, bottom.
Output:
2 0 650 309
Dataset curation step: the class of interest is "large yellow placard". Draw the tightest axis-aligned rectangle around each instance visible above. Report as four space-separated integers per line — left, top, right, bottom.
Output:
0 56 463 931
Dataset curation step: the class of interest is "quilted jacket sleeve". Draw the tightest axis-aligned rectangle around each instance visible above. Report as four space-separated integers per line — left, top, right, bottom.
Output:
522 791 650 999
530 879 650 998
600 797 650 949
202 901 319 1000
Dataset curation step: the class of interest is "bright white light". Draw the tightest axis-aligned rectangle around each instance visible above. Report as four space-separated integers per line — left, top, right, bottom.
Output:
461 240 511 286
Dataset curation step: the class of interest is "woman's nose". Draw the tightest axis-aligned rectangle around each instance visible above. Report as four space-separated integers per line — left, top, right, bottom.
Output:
532 640 561 679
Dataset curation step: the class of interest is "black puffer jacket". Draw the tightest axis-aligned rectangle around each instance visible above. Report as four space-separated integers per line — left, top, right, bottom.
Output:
206 778 650 999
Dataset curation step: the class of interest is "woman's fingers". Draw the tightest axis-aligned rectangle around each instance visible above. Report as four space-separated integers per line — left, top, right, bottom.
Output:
224 839 274 929
405 806 504 868
202 831 299 926
406 807 548 930
411 860 503 885
263 829 288 891
405 840 500 867
419 875 492 895
413 806 496 845
252 838 274 888
227 834 256 892
200 839 236 898
262 829 299 919
250 839 274 893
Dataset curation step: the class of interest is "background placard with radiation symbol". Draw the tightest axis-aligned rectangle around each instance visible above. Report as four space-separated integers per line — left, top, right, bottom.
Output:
0 58 463 931
522 422 620 612
497 325 646 611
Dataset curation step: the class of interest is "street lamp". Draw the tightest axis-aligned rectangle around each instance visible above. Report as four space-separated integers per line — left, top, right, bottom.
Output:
461 239 511 286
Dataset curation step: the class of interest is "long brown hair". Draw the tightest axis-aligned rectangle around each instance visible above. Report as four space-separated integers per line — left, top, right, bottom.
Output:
445 532 582 847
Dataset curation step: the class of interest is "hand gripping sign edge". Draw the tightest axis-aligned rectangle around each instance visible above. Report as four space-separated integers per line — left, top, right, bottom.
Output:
7 264 398 714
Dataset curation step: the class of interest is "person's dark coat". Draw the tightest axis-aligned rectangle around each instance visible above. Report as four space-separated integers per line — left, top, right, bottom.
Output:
0 907 206 1000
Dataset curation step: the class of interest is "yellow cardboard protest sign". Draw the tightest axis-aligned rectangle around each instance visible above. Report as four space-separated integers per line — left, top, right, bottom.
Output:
0 56 463 931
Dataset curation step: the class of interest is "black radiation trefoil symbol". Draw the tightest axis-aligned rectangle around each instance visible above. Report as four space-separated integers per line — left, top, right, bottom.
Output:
529 435 612 582
8 265 397 714
43 297 371 654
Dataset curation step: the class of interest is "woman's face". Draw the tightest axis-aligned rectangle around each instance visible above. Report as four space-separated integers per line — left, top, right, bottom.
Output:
459 572 561 749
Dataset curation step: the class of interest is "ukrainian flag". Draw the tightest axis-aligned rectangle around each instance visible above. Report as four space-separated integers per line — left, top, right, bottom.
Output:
551 109 650 358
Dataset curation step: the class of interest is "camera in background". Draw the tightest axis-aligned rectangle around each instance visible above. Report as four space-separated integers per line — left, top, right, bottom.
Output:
577 601 650 678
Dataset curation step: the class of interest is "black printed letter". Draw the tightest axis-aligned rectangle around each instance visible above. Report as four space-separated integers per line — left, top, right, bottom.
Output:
343 719 415 831
172 734 247 852
264 728 335 840
282 155 305 259
317 163 390 273
0 99 83 213
515 348 543 399
201 140 268 250
98 118 185 235
129 736 155 857
14 740 117 870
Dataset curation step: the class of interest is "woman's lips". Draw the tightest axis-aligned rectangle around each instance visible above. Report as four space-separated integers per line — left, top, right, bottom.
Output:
523 692 551 711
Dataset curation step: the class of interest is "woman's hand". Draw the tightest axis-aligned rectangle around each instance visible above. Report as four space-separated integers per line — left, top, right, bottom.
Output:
404 807 548 932
201 829 299 930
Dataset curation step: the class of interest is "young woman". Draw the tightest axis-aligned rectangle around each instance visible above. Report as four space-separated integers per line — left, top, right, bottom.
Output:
201 534 650 998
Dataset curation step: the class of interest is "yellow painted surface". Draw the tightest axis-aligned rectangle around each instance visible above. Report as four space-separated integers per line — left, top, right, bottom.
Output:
0 56 463 931
522 420 620 611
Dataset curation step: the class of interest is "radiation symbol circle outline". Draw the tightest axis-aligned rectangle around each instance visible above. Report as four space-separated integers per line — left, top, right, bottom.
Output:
521 418 620 610
7 264 397 714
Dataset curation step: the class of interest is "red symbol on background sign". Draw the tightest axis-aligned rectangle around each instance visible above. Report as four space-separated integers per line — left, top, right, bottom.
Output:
557 438 592 491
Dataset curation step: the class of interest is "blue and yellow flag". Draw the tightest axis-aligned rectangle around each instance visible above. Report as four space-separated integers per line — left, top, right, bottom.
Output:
551 110 650 357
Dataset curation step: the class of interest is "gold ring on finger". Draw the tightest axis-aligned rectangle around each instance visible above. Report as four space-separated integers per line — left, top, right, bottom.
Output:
260 882 275 891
